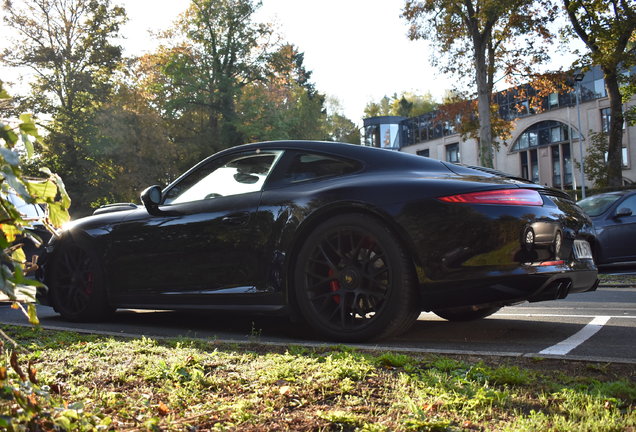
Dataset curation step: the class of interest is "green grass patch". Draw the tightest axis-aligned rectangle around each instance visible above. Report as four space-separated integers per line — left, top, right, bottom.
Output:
0 325 634 431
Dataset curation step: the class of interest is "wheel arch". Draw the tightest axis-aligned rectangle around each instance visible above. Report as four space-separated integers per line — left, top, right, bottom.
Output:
45 228 113 307
283 202 423 315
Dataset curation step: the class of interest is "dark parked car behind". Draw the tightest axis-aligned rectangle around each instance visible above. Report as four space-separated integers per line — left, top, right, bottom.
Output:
39 141 598 341
577 190 636 267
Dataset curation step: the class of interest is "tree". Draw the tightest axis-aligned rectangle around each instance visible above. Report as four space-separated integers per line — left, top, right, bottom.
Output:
363 92 437 118
1 0 126 215
582 131 610 188
235 43 330 143
90 68 182 202
562 0 636 187
144 0 272 167
324 97 360 144
403 0 557 167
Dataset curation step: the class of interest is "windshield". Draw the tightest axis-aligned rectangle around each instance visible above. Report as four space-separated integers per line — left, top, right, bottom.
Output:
577 193 622 217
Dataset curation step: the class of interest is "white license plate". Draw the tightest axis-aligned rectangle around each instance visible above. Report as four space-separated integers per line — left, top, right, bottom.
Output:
573 240 593 260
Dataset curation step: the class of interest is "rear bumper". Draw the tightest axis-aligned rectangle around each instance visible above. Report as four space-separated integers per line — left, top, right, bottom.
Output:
419 259 598 311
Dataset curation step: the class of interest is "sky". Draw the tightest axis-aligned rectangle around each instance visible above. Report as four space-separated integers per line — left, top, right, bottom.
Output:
118 0 451 123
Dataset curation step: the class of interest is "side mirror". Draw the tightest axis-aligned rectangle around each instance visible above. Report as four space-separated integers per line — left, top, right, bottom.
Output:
140 185 163 215
614 207 633 219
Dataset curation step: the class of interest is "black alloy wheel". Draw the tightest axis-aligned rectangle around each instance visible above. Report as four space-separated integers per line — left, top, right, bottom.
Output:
48 241 114 321
294 214 420 341
433 305 501 322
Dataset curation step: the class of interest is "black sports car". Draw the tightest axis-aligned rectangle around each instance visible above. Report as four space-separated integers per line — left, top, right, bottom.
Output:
39 141 599 341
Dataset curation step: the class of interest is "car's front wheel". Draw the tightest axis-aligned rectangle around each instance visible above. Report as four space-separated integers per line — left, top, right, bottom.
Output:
47 241 114 321
294 214 420 342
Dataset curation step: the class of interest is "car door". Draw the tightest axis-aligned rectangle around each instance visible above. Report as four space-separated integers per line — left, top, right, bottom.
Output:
106 150 283 305
604 194 636 262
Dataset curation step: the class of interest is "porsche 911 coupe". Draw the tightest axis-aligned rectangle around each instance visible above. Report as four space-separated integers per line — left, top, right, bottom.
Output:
39 141 599 341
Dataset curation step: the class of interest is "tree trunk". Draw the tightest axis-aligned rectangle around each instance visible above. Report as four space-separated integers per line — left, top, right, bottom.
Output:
474 46 494 168
603 68 625 187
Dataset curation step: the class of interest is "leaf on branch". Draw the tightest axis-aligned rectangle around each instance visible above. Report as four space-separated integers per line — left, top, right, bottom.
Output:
28 361 38 384
10 351 26 381
27 303 39 326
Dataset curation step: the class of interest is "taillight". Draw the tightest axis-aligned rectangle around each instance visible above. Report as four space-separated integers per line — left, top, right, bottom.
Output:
438 189 543 206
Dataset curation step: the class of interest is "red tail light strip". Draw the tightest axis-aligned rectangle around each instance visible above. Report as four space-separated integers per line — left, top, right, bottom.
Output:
438 189 543 206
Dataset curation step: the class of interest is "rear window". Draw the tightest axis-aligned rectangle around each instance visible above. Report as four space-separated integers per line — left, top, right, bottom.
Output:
283 152 361 183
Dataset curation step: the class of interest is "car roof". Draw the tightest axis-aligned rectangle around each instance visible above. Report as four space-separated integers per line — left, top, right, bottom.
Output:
212 140 451 173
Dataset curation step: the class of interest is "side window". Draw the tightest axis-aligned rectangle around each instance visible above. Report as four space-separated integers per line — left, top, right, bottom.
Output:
164 151 283 204
284 153 361 183
617 195 636 215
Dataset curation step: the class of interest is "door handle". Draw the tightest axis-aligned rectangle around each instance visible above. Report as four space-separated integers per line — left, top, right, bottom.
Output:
222 212 250 226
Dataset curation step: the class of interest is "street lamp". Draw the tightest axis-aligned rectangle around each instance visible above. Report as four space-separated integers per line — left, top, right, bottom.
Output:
574 72 586 198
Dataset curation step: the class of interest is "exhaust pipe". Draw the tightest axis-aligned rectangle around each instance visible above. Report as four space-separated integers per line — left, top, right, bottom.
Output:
556 280 572 299
529 278 572 302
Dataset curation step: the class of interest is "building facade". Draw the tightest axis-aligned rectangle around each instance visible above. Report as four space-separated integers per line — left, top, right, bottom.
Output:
363 67 635 195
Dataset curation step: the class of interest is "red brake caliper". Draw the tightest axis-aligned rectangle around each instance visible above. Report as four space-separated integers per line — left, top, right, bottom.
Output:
328 269 340 304
85 272 94 295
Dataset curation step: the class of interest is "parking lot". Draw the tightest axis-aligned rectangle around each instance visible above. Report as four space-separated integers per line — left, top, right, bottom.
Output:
1 282 634 364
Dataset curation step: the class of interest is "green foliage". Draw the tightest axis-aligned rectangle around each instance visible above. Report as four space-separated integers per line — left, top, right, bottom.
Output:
143 0 271 159
364 92 438 118
582 131 610 188
0 85 70 311
0 82 73 429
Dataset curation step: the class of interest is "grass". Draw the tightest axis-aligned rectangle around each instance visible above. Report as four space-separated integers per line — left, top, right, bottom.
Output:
598 272 636 286
0 325 634 431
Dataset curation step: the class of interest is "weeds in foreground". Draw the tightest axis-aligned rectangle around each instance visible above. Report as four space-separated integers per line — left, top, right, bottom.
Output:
0 325 634 431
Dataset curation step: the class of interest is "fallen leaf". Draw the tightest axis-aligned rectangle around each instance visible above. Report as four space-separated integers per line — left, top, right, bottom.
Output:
157 401 170 416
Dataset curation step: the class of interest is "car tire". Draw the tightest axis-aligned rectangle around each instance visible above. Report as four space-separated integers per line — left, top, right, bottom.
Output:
47 240 115 321
433 305 500 322
294 214 420 342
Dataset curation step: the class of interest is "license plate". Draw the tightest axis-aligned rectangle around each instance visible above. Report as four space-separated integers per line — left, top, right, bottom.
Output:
573 239 593 260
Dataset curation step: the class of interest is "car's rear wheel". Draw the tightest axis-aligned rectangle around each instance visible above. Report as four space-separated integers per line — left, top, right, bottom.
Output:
294 214 420 341
433 305 500 321
47 241 114 321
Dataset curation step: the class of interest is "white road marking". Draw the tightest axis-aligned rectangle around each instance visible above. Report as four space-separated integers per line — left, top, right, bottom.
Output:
539 316 611 356
496 313 636 319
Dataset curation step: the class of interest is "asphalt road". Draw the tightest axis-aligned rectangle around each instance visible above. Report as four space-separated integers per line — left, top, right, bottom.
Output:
1 285 634 364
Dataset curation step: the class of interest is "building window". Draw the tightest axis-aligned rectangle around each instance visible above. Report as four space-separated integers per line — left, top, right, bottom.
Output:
446 143 460 163
512 121 570 151
600 107 612 133
530 149 539 183
550 126 562 143
520 152 529 180
417 149 430 157
548 93 559 108
562 144 573 187
594 78 607 97
552 145 561 188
